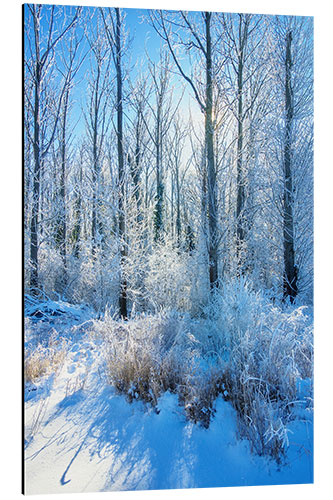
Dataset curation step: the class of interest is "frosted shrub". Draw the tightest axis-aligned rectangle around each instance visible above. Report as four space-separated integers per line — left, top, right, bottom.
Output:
216 278 313 460
237 395 291 459
38 246 65 298
34 242 120 313
188 246 210 315
144 245 194 312
204 277 266 351
67 249 120 313
91 311 225 426
122 235 150 314
178 364 225 428
89 278 313 456
92 312 187 404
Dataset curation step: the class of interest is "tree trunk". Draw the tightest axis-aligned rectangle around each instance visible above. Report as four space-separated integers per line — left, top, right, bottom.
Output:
154 95 164 242
30 55 41 292
72 157 82 258
132 123 143 225
236 17 245 263
91 64 101 256
283 30 297 302
115 8 128 318
205 12 218 289
59 86 69 283
175 164 181 248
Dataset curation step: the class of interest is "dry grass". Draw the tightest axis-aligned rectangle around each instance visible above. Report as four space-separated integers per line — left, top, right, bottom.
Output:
92 313 226 427
178 367 225 428
24 335 67 384
90 289 313 460
222 310 313 461
104 329 183 406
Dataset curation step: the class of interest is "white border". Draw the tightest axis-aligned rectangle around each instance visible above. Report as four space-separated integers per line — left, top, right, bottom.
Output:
2 1 331 499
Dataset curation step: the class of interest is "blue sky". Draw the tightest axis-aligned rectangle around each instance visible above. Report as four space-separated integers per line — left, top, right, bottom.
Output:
24 4 200 146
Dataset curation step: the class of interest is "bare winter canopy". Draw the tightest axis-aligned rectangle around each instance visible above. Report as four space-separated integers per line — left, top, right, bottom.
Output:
24 5 313 315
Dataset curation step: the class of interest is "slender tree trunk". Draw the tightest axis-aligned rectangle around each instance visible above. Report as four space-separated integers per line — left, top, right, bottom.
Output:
154 97 164 241
91 65 101 256
72 155 82 258
128 122 143 226
236 19 245 258
59 86 69 283
30 54 41 292
235 14 251 272
205 12 218 289
175 164 181 248
200 148 208 262
170 173 174 240
283 30 297 302
115 7 127 318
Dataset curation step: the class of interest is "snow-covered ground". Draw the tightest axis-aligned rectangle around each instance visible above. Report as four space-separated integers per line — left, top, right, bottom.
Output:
24 302 313 495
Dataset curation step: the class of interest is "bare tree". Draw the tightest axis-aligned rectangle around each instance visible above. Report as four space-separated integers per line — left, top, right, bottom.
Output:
219 13 268 271
24 4 81 292
282 29 297 301
141 50 180 242
270 16 313 302
150 10 219 289
101 7 128 318
84 10 112 255
54 26 86 286
166 115 191 248
127 72 153 228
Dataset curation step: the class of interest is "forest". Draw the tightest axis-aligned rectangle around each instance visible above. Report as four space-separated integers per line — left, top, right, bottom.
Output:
24 3 314 493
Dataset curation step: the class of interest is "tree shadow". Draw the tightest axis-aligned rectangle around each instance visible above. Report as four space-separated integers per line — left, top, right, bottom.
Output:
25 380 195 492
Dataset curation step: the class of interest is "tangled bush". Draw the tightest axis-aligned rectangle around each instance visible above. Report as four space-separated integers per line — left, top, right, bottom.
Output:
213 279 313 460
93 313 180 402
66 248 120 313
38 245 65 299
144 245 195 312
89 278 313 460
91 311 224 427
178 365 225 428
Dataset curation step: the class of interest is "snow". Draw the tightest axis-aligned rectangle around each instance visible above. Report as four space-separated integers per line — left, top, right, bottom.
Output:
24 306 313 495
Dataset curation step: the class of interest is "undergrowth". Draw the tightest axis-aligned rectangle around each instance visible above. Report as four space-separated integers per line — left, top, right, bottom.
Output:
24 330 68 384
91 311 225 428
24 278 313 462
91 278 313 460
